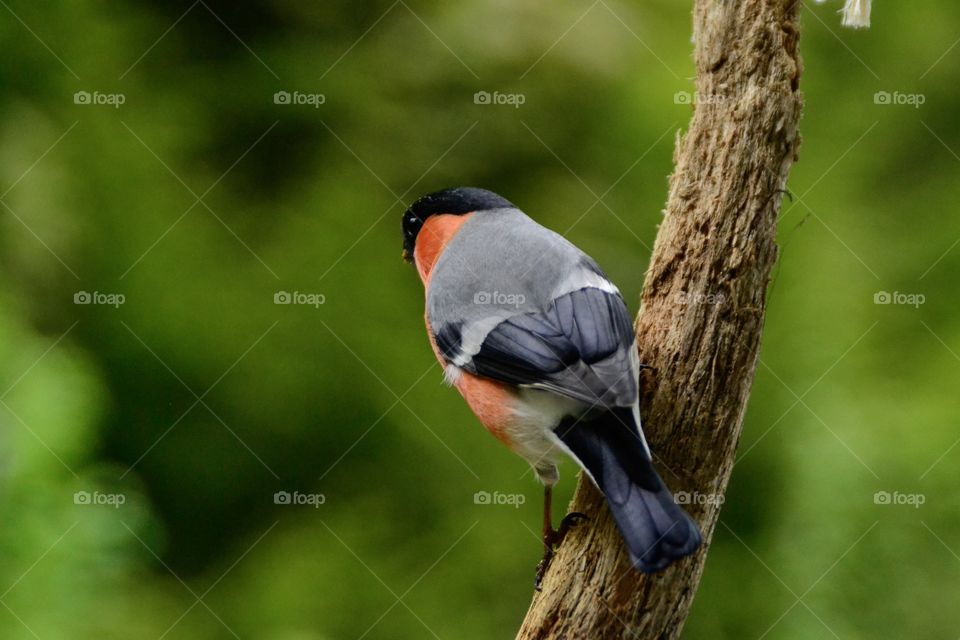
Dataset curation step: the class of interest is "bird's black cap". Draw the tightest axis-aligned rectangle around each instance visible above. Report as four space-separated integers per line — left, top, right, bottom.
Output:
402 187 513 262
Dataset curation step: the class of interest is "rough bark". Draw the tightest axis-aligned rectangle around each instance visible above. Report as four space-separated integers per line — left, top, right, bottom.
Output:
516 1 803 638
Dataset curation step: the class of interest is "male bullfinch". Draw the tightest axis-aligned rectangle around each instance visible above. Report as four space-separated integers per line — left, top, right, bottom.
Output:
402 187 700 584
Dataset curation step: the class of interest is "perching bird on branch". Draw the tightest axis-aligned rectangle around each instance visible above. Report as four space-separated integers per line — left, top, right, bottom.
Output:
402 187 701 585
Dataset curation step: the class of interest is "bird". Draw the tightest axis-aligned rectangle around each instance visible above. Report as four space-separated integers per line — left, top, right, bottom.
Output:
402 187 701 585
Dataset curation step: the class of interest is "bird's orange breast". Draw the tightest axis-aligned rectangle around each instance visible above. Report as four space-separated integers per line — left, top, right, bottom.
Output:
413 213 472 287
424 321 517 447
452 369 516 447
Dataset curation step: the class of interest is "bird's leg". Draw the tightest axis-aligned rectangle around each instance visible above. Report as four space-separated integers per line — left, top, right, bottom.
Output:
542 483 554 551
535 485 555 590
534 484 588 590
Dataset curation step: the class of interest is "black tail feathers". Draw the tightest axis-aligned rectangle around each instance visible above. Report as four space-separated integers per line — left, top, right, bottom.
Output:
555 408 701 573
612 477 702 572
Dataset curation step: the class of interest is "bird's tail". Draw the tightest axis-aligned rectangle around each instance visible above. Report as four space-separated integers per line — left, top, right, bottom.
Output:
555 407 701 572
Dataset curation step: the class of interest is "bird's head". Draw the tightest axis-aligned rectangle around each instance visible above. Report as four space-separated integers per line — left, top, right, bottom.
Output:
401 187 513 263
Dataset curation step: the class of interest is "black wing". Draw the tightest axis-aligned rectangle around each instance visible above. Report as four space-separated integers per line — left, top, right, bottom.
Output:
453 287 638 408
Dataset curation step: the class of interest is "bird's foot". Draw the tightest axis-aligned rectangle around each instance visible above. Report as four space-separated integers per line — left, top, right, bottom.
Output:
534 512 589 591
550 511 589 547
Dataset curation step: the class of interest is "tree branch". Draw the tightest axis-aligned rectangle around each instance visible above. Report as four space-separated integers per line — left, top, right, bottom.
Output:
516 1 803 637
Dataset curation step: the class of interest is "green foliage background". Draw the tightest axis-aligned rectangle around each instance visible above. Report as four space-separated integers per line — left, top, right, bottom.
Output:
1 1 958 638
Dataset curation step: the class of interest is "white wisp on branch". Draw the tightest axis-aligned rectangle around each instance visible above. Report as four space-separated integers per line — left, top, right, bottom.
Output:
814 0 872 29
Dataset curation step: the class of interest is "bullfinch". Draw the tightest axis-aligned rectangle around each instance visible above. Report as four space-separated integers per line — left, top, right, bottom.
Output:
402 187 701 583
